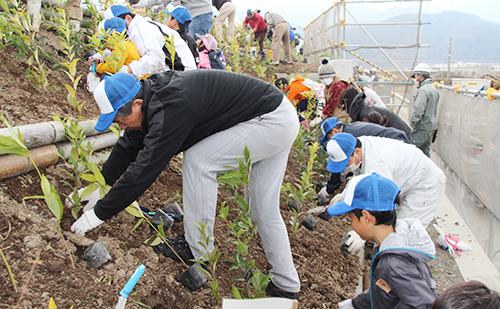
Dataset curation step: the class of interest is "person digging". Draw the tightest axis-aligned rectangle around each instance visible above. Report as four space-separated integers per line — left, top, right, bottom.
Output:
69 71 300 298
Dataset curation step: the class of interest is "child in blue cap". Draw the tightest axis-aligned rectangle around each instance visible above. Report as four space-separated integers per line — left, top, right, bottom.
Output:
92 18 148 79
327 172 437 309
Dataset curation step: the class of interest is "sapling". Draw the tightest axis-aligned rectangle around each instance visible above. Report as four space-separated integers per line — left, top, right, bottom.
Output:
217 145 271 299
0 0 50 88
0 115 76 269
192 221 222 302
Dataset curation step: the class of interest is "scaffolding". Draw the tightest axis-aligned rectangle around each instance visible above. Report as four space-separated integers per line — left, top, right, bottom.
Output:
303 0 431 81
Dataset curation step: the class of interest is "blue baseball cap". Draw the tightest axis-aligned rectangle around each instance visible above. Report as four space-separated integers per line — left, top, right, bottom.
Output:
319 117 342 144
104 5 131 19
326 132 356 173
93 73 141 132
163 6 192 26
98 17 127 39
326 172 400 216
104 17 127 34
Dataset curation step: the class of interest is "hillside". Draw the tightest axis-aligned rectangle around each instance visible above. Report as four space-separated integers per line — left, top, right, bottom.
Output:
344 11 500 68
0 23 362 309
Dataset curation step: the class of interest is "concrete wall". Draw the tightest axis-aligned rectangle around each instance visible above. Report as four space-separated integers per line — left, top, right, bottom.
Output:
432 89 500 271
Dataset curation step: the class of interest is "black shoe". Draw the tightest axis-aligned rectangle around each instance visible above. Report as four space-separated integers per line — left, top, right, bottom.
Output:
265 280 299 299
153 235 194 265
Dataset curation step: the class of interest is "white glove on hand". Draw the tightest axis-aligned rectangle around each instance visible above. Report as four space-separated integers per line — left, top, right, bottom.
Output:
118 65 129 74
66 186 101 212
318 187 330 205
331 190 346 205
151 4 165 13
71 209 104 236
90 52 104 63
338 299 354 309
341 230 366 254
131 0 149 9
245 34 252 41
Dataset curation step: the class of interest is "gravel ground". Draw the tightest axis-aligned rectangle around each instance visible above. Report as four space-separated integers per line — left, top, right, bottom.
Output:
426 218 465 292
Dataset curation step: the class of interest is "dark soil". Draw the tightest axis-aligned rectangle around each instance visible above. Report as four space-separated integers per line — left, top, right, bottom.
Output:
0 26 363 308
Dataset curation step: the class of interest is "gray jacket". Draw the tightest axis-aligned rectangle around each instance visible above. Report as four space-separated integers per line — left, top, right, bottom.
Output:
410 79 439 131
352 219 437 309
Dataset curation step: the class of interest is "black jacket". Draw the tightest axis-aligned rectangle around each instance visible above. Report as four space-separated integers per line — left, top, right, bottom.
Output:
212 0 231 11
177 28 199 65
347 93 412 139
95 70 282 220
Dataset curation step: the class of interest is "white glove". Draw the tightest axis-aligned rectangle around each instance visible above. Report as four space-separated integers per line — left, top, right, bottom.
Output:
66 186 101 212
151 4 165 14
131 0 149 9
318 187 330 205
245 34 252 41
90 52 104 63
71 209 104 236
338 299 354 309
331 190 346 205
341 230 366 254
119 65 130 74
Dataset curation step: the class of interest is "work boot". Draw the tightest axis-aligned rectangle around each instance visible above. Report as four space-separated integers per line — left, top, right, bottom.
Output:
265 280 299 299
153 235 194 265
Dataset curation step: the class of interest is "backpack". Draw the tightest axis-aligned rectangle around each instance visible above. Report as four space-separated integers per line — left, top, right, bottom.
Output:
208 50 226 70
147 21 185 71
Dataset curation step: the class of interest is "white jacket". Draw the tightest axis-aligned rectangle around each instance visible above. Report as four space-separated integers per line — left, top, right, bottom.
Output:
358 136 444 195
152 20 197 71
127 15 196 79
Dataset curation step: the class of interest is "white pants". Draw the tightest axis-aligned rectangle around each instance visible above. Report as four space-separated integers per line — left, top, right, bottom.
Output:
399 166 446 228
183 96 300 292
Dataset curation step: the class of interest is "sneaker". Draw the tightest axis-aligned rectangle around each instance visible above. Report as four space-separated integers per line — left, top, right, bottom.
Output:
265 280 299 299
153 235 194 265
271 61 279 65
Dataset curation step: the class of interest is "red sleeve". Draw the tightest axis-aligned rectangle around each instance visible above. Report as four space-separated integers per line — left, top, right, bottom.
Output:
323 81 348 117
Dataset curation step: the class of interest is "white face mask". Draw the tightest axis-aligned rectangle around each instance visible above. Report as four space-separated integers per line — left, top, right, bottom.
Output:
345 155 361 174
321 77 334 86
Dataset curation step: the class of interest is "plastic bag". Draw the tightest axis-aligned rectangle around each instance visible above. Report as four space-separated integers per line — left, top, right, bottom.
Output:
433 224 473 256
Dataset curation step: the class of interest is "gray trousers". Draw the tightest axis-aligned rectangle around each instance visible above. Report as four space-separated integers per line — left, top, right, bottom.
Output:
183 96 300 292
411 129 433 157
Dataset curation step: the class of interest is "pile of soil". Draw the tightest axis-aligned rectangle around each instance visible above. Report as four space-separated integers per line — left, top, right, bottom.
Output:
0 26 363 308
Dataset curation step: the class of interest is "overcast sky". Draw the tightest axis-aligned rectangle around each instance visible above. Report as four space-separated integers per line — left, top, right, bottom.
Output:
230 0 498 28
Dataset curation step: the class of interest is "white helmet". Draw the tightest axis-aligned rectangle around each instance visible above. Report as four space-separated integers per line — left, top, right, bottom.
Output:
370 68 376 73
412 63 431 77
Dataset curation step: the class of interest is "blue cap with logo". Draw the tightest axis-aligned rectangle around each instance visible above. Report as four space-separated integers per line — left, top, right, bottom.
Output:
93 73 141 132
326 172 400 216
319 117 342 145
163 6 192 26
326 132 356 173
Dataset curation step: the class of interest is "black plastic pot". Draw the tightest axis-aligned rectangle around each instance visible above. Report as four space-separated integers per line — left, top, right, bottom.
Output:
319 211 332 221
151 209 174 231
177 262 207 291
288 198 301 212
301 213 318 230
162 202 184 222
83 240 112 269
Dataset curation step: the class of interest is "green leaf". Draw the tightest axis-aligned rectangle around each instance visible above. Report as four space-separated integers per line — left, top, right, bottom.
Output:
40 175 63 220
231 285 242 299
130 217 144 233
80 173 96 183
149 236 162 246
125 201 144 218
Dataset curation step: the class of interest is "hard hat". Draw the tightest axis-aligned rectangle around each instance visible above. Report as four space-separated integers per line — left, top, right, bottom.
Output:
412 63 431 77
370 68 376 73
